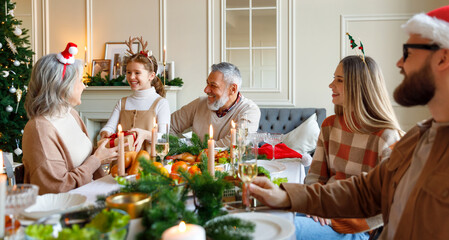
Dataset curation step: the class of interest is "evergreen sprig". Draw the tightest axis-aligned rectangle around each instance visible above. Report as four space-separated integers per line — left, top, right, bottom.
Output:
205 217 255 240
86 72 128 86
168 133 209 156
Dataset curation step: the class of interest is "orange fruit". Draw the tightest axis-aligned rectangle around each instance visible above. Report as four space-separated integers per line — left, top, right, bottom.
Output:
188 165 202 175
160 167 169 177
152 162 164 169
136 150 150 162
171 161 188 173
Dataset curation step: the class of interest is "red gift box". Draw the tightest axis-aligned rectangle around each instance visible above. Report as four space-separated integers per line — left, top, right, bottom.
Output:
98 131 136 152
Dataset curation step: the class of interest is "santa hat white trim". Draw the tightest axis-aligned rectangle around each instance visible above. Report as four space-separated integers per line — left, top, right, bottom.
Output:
402 13 449 49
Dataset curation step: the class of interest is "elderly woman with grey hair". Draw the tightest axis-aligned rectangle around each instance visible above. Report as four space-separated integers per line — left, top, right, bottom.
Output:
170 62 260 147
22 43 118 195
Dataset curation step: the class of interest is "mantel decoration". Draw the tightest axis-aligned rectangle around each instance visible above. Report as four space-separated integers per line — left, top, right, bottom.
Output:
0 0 34 161
85 37 183 87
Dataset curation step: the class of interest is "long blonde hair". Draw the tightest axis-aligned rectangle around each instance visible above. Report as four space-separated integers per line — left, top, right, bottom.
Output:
335 55 402 135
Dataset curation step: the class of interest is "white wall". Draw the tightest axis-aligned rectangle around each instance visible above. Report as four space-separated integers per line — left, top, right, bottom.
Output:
17 0 446 131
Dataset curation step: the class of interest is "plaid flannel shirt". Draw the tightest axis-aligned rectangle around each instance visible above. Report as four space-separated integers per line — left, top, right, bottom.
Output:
305 115 401 233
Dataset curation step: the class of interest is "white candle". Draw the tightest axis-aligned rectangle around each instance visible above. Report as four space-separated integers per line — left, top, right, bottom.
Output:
117 124 125 176
230 120 236 148
162 221 206 240
0 150 3 174
84 46 87 67
208 125 215 177
151 117 157 158
0 150 5 238
163 47 166 65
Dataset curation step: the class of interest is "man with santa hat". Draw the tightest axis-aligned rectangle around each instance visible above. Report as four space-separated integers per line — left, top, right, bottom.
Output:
249 5 449 240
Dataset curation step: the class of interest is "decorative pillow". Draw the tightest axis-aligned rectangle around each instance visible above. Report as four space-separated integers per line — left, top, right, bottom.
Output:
282 113 320 154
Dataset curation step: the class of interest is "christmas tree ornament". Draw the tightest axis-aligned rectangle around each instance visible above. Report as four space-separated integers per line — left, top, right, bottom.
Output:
13 26 22 36
24 85 28 92
15 88 23 113
8 10 14 17
2 70 9 77
14 139 22 156
0 42 2 49
13 60 20 66
9 84 16 93
5 37 17 54
6 105 13 112
21 129 24 134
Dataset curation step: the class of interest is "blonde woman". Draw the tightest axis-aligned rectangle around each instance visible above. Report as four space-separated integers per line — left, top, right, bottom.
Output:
296 55 403 240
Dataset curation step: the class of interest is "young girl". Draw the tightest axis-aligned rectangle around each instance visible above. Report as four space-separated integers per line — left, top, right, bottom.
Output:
100 38 170 151
295 55 403 240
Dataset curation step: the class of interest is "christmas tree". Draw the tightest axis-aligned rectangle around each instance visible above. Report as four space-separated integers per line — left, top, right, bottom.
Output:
0 0 34 161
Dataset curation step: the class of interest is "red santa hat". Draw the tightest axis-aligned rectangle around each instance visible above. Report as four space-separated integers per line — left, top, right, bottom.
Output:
56 42 78 65
402 5 449 49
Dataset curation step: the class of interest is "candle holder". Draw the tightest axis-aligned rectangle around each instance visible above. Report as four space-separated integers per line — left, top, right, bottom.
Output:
105 193 151 219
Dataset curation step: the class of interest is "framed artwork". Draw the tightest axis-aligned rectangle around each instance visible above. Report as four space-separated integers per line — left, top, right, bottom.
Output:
157 61 175 81
91 59 111 79
105 42 139 79
104 42 139 60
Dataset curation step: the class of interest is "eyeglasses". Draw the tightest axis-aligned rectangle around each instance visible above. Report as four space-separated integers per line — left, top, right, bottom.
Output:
403 44 440 61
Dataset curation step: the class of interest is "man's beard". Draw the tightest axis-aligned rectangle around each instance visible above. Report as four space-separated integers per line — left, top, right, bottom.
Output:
393 60 436 107
207 94 229 111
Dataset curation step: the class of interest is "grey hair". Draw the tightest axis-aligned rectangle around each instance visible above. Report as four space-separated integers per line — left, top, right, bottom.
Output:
25 54 83 118
211 62 242 89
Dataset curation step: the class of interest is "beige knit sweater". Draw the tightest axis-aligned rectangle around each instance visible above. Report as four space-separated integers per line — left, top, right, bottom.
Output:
22 109 105 195
170 96 261 148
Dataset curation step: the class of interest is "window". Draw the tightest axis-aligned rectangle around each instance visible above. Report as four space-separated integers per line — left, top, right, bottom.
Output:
225 0 277 91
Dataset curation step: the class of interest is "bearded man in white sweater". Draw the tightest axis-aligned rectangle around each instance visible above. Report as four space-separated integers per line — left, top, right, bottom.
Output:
170 62 260 147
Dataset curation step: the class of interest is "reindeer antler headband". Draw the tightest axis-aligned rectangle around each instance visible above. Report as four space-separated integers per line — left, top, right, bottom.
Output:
125 36 153 65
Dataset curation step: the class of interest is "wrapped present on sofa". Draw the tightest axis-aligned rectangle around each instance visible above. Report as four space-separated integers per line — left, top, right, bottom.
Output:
98 131 136 152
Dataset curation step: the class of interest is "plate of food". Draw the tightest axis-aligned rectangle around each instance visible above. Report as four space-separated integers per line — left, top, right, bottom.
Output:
211 212 295 240
256 160 286 174
22 193 87 219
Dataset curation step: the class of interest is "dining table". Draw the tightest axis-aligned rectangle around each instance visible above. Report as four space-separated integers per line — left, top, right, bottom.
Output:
69 158 304 240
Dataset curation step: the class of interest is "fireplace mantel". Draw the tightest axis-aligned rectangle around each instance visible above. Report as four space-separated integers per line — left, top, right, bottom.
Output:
75 86 182 143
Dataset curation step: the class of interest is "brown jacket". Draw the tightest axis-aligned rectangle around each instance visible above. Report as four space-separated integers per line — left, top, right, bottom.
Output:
282 119 449 239
23 109 105 195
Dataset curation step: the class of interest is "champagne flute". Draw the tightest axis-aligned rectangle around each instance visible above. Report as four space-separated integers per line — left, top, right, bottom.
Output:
5 184 39 239
237 129 258 211
264 133 283 160
155 124 170 165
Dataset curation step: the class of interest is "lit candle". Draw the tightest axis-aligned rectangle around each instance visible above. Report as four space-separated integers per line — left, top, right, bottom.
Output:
84 46 87 67
163 47 166 65
230 121 236 175
208 125 215 177
117 125 125 176
162 221 206 240
0 150 5 238
151 117 157 159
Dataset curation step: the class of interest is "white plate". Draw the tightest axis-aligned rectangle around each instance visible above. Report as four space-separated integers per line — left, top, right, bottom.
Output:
214 212 295 240
21 193 87 219
257 160 286 174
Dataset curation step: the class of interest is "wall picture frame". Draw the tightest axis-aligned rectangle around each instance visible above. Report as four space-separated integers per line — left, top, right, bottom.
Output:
91 59 111 79
105 42 140 79
157 61 175 81
104 42 140 60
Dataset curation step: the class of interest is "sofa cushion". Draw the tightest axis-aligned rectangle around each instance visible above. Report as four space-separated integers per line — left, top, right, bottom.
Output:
282 113 320 154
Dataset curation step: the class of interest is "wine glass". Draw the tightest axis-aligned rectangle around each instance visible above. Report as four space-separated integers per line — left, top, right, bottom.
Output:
5 184 39 239
237 131 258 211
156 124 170 165
264 133 283 160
